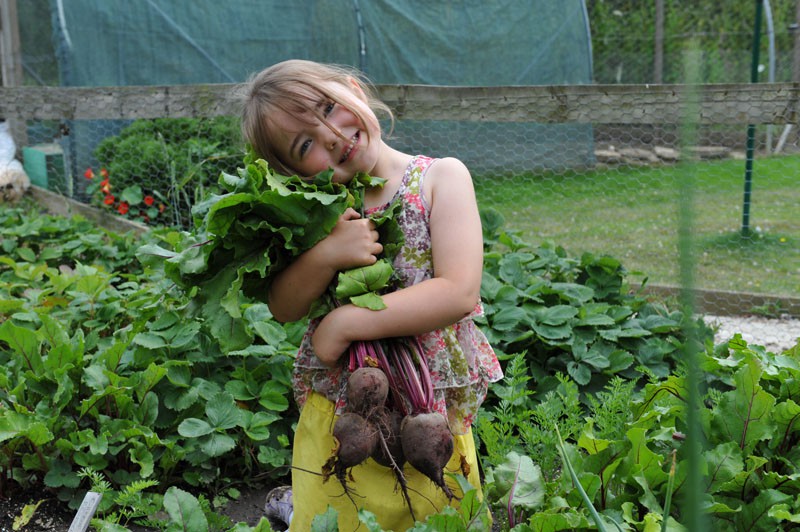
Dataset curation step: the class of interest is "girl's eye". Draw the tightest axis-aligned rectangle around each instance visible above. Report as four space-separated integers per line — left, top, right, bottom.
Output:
299 139 312 157
323 101 335 116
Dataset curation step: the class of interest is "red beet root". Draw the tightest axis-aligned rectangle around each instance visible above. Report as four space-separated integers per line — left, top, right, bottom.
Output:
332 412 377 469
400 411 455 499
372 408 405 469
347 367 389 416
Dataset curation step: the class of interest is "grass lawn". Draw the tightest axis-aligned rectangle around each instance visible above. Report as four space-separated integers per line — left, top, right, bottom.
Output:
475 154 800 299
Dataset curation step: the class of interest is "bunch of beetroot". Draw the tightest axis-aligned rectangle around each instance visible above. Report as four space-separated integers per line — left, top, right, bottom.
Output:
304 165 458 517
322 337 456 520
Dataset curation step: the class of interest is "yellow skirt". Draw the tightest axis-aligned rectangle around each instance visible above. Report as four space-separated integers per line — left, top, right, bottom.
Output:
289 391 486 531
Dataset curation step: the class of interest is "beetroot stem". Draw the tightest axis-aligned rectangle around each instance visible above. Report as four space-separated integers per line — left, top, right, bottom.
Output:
348 336 435 416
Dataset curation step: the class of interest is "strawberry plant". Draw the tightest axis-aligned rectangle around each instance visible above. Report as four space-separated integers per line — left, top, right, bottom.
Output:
0 198 143 273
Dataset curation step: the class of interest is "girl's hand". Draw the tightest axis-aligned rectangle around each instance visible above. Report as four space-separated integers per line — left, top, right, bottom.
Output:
311 306 353 367
318 208 383 271
267 208 381 323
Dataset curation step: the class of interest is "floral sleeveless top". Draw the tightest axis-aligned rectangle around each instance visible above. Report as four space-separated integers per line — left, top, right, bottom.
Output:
292 155 503 435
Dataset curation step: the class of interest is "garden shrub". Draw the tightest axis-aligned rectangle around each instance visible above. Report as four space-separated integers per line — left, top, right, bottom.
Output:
92 117 244 227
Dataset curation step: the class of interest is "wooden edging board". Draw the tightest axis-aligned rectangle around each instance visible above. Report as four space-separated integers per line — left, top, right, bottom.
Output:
28 185 149 236
634 284 800 318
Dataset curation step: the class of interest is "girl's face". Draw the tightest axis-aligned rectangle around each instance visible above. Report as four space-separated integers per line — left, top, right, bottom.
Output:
269 81 382 183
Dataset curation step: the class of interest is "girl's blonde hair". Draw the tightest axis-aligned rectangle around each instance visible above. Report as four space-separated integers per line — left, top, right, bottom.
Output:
237 59 392 176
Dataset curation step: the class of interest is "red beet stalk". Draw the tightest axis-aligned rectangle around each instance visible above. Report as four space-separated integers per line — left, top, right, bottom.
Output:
348 336 433 416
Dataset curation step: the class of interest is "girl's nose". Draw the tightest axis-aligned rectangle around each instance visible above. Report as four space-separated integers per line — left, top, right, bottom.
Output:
322 130 337 152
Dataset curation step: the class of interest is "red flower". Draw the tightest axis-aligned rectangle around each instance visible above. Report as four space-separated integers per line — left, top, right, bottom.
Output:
143 195 155 206
100 178 111 194
84 168 94 179
117 202 129 215
100 168 109 178
103 194 115 205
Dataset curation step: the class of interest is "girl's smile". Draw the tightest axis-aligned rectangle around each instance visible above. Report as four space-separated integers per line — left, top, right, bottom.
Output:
340 131 360 164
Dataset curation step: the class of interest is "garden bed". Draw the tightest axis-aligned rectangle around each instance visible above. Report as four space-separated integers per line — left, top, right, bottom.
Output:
4 191 800 531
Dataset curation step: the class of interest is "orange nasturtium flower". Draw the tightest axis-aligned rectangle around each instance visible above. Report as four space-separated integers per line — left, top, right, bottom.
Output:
103 194 115 205
100 168 109 178
143 195 155 206
117 202 129 215
100 178 111 194
84 168 94 179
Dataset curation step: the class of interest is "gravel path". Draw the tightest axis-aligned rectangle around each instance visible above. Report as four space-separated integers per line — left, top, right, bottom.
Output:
703 314 800 354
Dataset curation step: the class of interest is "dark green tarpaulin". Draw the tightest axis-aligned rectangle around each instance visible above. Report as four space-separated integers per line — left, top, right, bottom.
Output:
49 0 593 175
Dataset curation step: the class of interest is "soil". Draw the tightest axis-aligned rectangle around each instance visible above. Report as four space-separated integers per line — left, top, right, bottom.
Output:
221 488 275 528
0 489 74 531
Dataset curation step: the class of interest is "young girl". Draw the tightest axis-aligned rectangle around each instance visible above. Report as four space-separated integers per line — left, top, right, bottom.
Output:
239 59 503 531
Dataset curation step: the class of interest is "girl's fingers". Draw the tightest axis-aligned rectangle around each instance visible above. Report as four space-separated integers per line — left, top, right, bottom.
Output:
341 207 361 221
329 208 382 265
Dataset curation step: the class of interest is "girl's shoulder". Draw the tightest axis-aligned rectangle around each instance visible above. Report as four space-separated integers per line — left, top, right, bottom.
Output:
425 156 470 179
421 156 473 198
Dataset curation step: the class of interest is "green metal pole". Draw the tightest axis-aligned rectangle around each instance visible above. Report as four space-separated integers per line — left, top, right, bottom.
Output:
743 0 764 236
679 44 707 532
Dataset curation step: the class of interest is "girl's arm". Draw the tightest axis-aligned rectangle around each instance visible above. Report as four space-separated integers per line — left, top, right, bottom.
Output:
268 208 383 322
311 157 484 366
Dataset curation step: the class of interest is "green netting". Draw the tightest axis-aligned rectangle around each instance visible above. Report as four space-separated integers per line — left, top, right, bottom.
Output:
51 0 591 86
46 0 593 175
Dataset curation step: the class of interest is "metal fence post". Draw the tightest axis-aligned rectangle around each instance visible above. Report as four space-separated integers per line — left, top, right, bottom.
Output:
742 0 764 237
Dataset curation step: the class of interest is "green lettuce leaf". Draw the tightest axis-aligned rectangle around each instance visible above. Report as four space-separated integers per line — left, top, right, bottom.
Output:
142 149 404 350
335 260 394 307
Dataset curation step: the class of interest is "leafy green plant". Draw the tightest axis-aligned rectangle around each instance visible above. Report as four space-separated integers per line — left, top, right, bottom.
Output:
137 153 400 352
78 469 161 528
478 333 800 531
478 208 713 399
555 425 621 532
0 201 297 526
474 353 536 466
483 451 545 529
